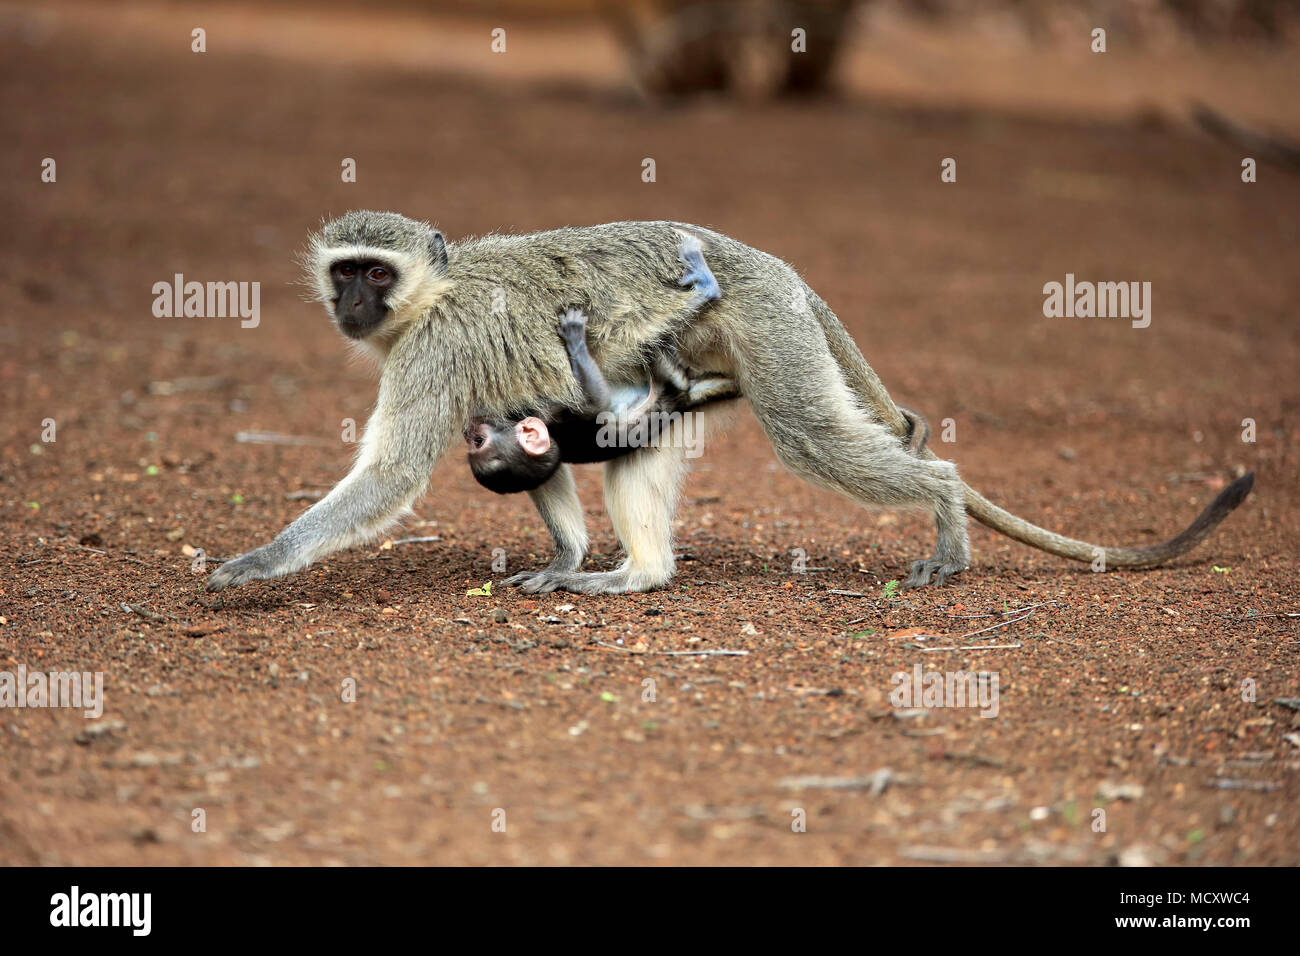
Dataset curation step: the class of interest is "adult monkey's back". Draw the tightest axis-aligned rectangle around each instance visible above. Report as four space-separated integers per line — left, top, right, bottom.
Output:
205 211 1254 595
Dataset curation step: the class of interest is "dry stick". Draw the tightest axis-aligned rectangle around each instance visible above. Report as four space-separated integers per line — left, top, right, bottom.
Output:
71 544 151 567
956 600 1061 644
960 610 1037 640
234 431 328 446
920 642 1023 653
592 642 748 658
390 536 441 546
121 603 176 623
1005 600 1058 615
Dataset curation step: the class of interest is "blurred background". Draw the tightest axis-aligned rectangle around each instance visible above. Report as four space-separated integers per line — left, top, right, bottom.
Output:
3 0 1298 867
4 0 1296 586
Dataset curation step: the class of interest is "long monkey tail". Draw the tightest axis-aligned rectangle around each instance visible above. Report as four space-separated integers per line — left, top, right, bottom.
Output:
807 294 1256 568
958 471 1255 568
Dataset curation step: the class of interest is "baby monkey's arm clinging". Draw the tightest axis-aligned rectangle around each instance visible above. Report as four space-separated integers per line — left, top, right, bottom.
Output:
558 308 615 415
560 306 739 420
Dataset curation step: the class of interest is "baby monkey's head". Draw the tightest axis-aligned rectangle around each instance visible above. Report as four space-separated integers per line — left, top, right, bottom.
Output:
465 416 561 495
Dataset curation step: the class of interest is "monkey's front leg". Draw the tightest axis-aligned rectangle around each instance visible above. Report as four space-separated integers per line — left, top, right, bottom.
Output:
207 452 433 592
504 464 589 588
510 441 686 595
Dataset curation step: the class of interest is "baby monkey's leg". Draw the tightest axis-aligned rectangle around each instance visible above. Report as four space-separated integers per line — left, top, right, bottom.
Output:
676 230 722 309
898 405 931 455
653 353 690 394
683 376 741 407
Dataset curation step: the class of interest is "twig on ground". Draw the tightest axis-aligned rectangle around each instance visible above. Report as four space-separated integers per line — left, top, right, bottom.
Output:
1005 600 1058 615
1205 778 1280 792
70 544 151 567
901 846 1012 864
960 611 1036 640
235 431 327 446
121 603 177 623
778 769 898 794
147 375 230 395
920 642 1023 652
594 641 748 657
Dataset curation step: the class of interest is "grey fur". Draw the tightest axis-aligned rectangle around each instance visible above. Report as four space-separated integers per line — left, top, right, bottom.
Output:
206 211 1253 595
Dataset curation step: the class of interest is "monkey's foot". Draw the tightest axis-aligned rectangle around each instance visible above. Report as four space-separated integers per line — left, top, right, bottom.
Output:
677 238 721 307
205 545 286 592
557 308 588 346
504 567 663 595
902 555 967 589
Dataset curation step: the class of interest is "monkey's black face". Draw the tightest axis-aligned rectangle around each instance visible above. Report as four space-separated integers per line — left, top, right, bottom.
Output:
330 259 397 338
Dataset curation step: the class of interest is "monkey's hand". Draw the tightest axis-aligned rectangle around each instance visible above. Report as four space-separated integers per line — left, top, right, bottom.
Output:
205 544 288 592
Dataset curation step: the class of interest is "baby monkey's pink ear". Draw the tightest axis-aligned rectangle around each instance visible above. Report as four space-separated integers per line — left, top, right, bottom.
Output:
515 417 552 457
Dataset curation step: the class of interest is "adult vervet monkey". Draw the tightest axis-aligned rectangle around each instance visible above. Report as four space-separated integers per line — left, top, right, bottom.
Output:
205 211 1254 594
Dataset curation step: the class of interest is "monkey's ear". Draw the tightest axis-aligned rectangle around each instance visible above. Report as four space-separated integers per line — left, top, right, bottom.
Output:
428 230 449 273
515 417 552 457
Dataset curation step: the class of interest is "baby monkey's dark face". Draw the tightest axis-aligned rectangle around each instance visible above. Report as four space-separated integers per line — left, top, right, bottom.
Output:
330 259 396 339
465 417 561 494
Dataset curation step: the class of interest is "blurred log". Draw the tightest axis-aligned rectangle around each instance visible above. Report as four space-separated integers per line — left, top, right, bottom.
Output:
607 0 860 99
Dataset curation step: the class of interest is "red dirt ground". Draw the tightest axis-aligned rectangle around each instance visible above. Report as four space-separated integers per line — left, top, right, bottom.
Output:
1 2 1297 865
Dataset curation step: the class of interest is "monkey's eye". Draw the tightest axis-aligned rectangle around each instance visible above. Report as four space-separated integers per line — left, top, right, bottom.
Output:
367 266 391 284
337 263 357 279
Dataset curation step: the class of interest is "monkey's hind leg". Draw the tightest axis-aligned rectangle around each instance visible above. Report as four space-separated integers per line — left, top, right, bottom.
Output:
739 348 969 587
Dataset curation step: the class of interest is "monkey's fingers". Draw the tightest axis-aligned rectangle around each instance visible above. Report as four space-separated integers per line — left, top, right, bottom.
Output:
205 547 279 591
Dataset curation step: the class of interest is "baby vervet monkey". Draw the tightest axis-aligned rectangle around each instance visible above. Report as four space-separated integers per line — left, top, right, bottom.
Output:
465 307 739 494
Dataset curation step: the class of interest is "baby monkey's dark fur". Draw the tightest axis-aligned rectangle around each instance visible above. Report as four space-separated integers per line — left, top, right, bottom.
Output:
465 307 738 494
